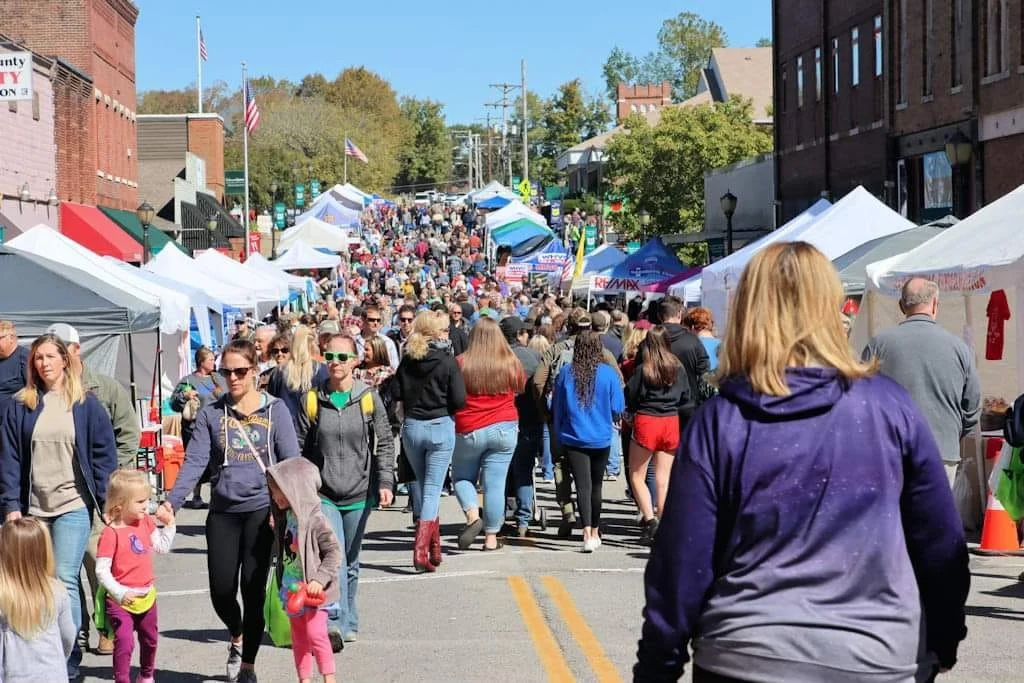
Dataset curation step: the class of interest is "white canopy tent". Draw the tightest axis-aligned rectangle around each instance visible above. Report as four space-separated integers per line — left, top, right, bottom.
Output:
245 253 314 294
341 183 372 202
483 200 548 230
469 180 518 203
278 217 352 253
194 250 289 302
326 183 367 207
274 241 342 270
144 247 266 314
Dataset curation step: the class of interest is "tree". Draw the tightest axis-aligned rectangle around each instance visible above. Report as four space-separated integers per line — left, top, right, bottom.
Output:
657 12 729 99
756 37 773 47
296 73 329 98
396 97 452 192
602 47 641 102
604 98 772 261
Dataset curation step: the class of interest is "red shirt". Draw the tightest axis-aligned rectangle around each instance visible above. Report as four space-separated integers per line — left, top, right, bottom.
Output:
97 516 157 588
455 391 518 434
469 235 482 250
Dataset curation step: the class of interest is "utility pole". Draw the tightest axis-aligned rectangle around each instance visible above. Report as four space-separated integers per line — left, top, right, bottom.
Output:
475 114 497 183
488 81 520 186
521 59 528 185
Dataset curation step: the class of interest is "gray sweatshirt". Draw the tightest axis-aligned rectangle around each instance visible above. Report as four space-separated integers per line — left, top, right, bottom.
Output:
0 580 75 683
863 314 981 462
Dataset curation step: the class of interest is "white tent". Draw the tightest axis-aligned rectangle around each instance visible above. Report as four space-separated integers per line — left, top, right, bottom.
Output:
278 217 352 253
144 247 263 313
483 200 548 230
194 250 289 302
341 183 372 202
274 242 342 270
469 180 518 203
326 183 366 207
244 253 315 301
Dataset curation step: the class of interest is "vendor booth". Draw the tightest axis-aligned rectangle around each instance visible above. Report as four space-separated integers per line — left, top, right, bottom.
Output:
468 181 519 204
297 194 361 228
273 241 343 270
278 217 352 253
573 238 686 298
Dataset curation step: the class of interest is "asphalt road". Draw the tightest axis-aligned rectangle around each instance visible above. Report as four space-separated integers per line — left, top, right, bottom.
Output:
79 481 1024 683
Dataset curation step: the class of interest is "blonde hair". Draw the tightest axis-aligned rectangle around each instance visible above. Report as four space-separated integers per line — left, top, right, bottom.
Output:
461 318 524 395
527 333 551 355
0 518 59 639
719 241 875 396
105 470 152 521
17 334 85 411
622 325 648 361
283 325 317 393
405 310 450 360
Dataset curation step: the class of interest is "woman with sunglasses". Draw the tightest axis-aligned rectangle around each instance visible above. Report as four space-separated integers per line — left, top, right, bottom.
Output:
171 346 228 509
0 333 119 680
267 326 328 438
162 340 300 683
297 334 395 650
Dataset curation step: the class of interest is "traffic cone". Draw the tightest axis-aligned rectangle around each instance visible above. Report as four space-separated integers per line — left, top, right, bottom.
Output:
974 491 1023 555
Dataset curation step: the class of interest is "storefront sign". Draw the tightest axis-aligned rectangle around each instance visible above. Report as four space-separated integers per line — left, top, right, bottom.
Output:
274 202 287 229
0 52 32 102
591 276 640 292
584 225 598 254
225 170 245 197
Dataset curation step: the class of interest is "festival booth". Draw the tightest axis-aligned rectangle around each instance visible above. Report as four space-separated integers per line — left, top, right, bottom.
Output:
855 185 1024 528
567 243 628 292
468 181 518 204
144 246 268 316
245 253 318 308
489 218 555 256
273 241 343 271
484 200 547 230
194 250 289 304
477 195 511 210
507 238 571 288
338 183 373 206
573 238 688 302
640 267 703 299
297 195 361 228
278 217 352 253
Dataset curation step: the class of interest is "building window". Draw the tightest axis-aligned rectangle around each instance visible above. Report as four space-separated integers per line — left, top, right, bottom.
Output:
852 28 861 86
951 0 963 86
985 0 1006 76
797 55 805 108
832 38 840 94
815 47 822 101
874 15 884 78
923 0 934 96
7 101 16 113
895 1 907 103
31 92 39 121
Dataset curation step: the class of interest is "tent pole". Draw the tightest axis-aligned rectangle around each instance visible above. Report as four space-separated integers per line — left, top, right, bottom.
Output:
126 333 138 408
156 333 163 429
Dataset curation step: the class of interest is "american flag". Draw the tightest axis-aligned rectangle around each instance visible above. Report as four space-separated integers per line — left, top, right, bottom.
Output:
345 138 368 163
199 30 208 61
244 80 260 135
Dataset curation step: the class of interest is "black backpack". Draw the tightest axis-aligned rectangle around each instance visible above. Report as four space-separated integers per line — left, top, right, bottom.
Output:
1004 394 1024 447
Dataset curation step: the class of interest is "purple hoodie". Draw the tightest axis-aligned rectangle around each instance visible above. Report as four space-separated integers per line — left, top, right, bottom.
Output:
635 368 969 683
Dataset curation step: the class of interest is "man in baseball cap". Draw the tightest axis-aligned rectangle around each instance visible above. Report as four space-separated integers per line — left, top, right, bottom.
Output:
500 315 543 537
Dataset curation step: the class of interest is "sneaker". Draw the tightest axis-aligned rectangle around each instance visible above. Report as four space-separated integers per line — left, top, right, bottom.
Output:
343 632 358 643
604 473 618 482
328 629 345 653
557 518 575 539
226 642 243 682
237 670 258 683
96 633 115 655
516 526 529 538
582 538 600 553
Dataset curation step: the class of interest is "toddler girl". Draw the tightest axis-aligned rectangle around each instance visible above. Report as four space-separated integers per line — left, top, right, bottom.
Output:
267 457 342 683
0 518 76 682
96 470 176 683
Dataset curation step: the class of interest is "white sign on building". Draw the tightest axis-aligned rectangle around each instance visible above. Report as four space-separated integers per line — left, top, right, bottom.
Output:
0 52 33 102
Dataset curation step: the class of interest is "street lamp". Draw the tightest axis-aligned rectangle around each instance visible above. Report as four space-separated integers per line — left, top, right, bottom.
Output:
720 190 738 256
639 209 651 242
270 182 279 258
136 201 155 264
944 130 973 219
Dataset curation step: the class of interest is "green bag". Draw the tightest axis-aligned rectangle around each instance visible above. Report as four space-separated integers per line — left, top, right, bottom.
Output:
996 446 1024 521
263 568 292 647
93 585 110 635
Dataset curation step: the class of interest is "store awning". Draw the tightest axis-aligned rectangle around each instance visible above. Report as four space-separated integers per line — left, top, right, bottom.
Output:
99 206 187 254
60 202 144 262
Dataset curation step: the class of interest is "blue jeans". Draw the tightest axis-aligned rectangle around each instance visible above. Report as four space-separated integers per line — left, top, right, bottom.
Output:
540 425 554 480
402 417 455 522
607 424 622 476
45 506 92 674
511 427 542 529
452 421 518 534
320 502 372 636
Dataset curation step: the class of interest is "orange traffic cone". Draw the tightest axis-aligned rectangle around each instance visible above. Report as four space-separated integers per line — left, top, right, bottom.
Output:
975 491 1023 555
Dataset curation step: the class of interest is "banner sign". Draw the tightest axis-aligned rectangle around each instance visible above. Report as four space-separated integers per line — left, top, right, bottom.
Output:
0 52 32 102
247 232 262 258
274 202 287 229
626 241 641 254
294 183 306 208
311 180 321 199
549 200 563 229
584 225 598 254
225 170 245 197
591 275 640 291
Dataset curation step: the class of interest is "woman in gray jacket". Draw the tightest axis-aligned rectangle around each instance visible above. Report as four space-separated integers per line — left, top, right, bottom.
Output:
170 346 228 509
297 333 394 652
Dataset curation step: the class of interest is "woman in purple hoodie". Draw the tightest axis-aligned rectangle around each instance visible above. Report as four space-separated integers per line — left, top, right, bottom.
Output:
635 242 969 683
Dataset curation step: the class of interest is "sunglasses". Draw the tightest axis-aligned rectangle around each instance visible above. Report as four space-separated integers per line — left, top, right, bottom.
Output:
219 367 252 379
324 351 357 363
270 347 289 355
365 317 382 323
450 311 462 316
399 317 414 323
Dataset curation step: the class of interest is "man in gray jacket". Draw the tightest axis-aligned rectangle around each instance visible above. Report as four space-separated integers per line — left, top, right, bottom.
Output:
862 278 981 484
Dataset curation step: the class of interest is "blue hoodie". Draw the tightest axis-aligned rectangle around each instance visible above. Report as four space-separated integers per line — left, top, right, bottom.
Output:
635 368 969 683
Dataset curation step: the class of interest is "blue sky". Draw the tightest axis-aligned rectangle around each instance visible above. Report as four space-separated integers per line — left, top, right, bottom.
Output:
135 1 771 123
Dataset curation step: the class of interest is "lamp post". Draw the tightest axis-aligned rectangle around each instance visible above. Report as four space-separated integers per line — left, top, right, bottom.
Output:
720 190 738 256
206 213 218 251
136 201 155 264
639 209 651 242
944 130 973 219
270 182 279 259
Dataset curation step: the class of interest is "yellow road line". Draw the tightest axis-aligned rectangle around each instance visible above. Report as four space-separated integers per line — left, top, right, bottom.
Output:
542 575 624 683
508 576 575 683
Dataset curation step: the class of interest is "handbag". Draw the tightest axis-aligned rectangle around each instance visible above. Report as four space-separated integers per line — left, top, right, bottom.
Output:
995 446 1024 522
263 567 292 647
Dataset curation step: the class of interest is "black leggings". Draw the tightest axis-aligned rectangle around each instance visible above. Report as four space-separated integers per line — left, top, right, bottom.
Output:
565 446 610 529
206 508 274 665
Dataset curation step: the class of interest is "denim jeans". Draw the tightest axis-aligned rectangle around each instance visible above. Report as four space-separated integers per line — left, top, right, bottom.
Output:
511 426 542 529
45 506 92 675
402 417 455 522
606 424 622 476
540 425 554 480
320 502 372 636
452 421 518 533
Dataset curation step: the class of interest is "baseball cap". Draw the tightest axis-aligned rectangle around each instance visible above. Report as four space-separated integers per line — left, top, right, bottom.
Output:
46 323 81 345
499 316 528 342
569 308 592 330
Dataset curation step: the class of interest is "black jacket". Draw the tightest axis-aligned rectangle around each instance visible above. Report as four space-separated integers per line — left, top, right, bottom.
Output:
637 323 709 419
392 345 467 420
625 366 691 417
449 323 469 357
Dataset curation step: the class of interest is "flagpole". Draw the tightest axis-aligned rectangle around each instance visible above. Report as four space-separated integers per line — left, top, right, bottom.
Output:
242 61 250 259
196 16 202 113
343 132 348 184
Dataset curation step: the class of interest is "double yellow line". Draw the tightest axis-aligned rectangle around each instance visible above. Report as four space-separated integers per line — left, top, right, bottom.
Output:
508 575 624 683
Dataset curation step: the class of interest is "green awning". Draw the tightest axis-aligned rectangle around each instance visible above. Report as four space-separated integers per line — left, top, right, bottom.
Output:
99 206 186 254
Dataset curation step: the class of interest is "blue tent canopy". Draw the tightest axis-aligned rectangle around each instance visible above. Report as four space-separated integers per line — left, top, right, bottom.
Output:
604 237 687 289
478 195 512 210
511 237 570 273
298 196 360 227
490 218 555 256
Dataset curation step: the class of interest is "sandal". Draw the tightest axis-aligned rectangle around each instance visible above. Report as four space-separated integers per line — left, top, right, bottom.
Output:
481 539 504 551
458 518 484 550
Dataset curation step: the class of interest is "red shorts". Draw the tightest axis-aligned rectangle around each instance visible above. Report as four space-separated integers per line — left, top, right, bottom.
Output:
632 414 680 454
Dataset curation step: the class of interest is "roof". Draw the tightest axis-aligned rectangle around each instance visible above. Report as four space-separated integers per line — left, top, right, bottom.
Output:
59 202 144 262
709 47 774 122
179 200 232 252
195 191 245 238
99 206 186 255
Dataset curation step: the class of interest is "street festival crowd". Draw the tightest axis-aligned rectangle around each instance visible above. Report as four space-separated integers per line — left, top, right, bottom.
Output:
0 197 984 683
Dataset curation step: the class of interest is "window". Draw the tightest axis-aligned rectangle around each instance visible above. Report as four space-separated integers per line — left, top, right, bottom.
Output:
797 55 805 108
874 15 884 77
7 101 16 114
832 38 840 93
815 47 822 101
923 0 934 95
31 91 39 121
852 28 861 86
895 1 907 103
951 0 963 86
985 0 1006 76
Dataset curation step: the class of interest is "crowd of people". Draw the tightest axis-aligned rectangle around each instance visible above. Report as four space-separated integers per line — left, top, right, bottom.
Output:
0 197 978 683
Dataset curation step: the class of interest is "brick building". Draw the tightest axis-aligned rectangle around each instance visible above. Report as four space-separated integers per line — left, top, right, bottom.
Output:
616 82 673 123
3 0 139 211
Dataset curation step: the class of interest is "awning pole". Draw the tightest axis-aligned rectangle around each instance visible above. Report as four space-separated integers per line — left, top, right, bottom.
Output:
126 333 138 407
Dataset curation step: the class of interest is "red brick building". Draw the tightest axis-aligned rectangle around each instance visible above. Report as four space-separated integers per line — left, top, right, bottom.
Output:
616 82 673 123
3 0 139 210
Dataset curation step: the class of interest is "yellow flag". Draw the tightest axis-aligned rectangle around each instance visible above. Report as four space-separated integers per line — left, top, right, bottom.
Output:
572 226 587 280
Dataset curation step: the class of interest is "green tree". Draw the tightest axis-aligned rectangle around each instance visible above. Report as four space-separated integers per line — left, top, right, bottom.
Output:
396 97 452 192
296 73 329 98
756 37 773 48
657 12 729 99
602 47 641 102
604 98 772 261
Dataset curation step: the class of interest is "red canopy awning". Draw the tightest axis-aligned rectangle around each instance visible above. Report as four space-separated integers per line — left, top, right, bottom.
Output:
60 202 144 262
